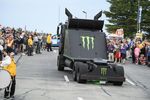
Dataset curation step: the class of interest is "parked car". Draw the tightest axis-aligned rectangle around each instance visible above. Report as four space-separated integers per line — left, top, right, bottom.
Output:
52 34 60 47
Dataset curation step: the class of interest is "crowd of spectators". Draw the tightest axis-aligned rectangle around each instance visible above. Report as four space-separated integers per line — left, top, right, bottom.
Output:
1 25 150 66
107 37 150 66
0 25 50 56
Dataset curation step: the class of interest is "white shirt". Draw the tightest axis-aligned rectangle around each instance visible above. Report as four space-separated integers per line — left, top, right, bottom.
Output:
0 55 11 67
38 36 42 40
33 36 38 42
0 45 3 51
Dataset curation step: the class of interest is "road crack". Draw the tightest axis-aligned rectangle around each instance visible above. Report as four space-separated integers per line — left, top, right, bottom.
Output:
100 86 111 96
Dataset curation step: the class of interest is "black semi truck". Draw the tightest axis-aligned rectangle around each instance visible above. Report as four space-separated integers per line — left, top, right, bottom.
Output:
57 8 125 86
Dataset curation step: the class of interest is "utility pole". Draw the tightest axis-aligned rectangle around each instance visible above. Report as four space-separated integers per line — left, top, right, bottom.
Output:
137 0 142 33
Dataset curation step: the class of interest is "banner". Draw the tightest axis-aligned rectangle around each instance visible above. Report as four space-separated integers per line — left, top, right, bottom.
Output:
137 6 142 24
115 28 124 38
136 32 143 39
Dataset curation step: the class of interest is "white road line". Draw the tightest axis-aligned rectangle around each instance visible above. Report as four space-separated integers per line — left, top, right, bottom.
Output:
77 97 84 100
64 75 69 83
126 78 135 86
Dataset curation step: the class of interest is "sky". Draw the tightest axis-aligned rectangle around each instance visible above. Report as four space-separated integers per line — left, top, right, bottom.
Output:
0 0 110 34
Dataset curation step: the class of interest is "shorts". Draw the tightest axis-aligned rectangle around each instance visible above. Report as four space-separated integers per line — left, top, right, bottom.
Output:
121 53 126 59
6 46 13 53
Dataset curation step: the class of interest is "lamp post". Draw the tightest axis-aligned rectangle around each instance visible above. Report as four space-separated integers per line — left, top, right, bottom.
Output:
137 0 142 33
82 11 87 19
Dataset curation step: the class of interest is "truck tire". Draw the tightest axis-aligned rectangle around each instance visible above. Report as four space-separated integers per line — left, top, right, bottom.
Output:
115 66 124 76
113 82 123 86
76 70 87 83
73 62 79 81
113 66 124 86
57 56 64 71
73 70 77 81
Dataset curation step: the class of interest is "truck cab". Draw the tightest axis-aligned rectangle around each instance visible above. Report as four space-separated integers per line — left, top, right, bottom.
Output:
57 8 125 85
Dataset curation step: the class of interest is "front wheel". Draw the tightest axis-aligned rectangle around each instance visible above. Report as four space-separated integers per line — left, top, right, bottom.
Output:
76 71 87 83
57 56 64 71
73 70 77 81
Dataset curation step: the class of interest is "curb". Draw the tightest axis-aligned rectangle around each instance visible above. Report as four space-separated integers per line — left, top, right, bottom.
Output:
16 54 23 65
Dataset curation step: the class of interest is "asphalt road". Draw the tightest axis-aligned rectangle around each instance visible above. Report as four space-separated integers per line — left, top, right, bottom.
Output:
0 50 150 100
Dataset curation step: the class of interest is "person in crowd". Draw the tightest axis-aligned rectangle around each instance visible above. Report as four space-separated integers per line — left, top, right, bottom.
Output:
134 44 140 64
146 44 150 66
0 42 4 61
6 35 14 54
139 54 146 65
36 34 42 54
42 34 47 50
114 48 121 63
126 41 130 59
131 44 136 63
140 43 146 57
27 35 33 56
19 31 25 55
107 42 115 61
46 33 52 52
38 34 43 49
33 33 38 54
120 42 127 64
0 50 16 99
0 31 5 47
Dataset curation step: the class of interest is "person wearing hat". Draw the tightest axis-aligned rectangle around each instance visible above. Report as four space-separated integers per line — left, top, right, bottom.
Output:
46 33 52 52
0 50 16 99
27 35 33 56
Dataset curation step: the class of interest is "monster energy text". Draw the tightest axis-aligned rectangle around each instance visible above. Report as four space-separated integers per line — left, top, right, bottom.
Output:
80 36 95 50
101 68 107 76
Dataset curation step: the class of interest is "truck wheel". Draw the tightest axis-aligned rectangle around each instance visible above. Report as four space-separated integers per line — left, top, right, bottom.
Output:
76 71 87 83
58 64 64 71
57 56 64 71
113 82 123 86
115 66 124 76
73 70 77 81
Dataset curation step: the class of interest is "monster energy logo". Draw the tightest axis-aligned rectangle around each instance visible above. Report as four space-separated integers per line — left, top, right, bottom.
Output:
101 68 107 76
80 36 95 50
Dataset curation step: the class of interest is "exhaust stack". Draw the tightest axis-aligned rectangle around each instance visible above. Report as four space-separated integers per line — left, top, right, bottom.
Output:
94 11 102 20
65 8 73 19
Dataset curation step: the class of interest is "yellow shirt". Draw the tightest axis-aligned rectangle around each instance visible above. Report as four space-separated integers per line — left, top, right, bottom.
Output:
46 35 51 43
3 58 16 76
28 38 33 46
138 42 145 49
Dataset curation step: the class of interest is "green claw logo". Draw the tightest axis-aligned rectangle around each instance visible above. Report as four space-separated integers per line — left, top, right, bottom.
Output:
101 68 107 76
81 36 95 50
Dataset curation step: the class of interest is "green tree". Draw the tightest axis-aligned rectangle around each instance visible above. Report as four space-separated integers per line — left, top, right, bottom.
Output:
104 0 150 37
